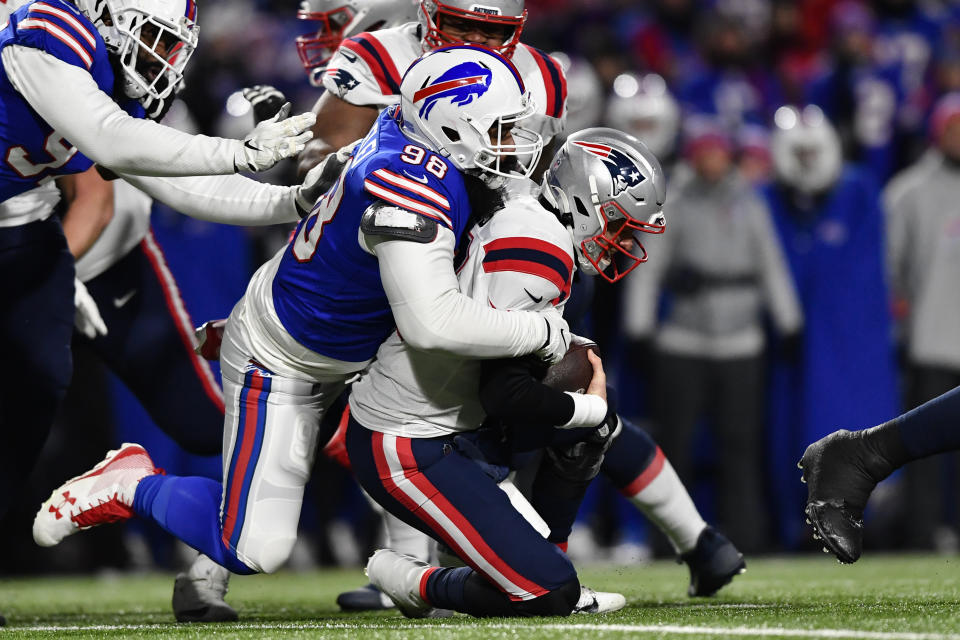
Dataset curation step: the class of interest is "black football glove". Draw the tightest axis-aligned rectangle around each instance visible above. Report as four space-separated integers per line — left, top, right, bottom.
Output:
545 410 620 483
242 85 287 125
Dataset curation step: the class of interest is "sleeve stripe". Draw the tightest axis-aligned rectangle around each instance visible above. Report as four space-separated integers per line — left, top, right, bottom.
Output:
483 245 573 297
30 3 97 50
364 179 453 228
341 35 401 96
354 33 402 92
482 256 570 296
19 19 92 68
524 45 565 119
371 168 450 210
483 236 574 272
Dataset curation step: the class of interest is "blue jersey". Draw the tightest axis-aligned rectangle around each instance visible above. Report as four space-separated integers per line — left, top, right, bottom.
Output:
0 0 117 201
272 107 472 363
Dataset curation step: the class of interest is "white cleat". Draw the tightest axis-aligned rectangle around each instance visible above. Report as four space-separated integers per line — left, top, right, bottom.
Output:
574 586 627 614
33 443 160 547
172 554 238 623
366 549 437 618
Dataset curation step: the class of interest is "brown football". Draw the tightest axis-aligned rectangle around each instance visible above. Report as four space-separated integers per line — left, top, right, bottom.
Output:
542 336 600 393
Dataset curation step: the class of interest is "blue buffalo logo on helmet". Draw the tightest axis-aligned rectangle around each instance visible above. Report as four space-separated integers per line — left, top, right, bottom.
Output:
412 61 493 119
572 141 647 196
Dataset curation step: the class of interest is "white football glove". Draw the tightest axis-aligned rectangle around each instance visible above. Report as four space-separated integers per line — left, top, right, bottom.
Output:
74 278 107 339
296 139 362 215
535 306 570 365
234 103 316 173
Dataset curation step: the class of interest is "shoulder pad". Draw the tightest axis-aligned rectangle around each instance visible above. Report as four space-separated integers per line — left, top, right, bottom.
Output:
361 204 438 244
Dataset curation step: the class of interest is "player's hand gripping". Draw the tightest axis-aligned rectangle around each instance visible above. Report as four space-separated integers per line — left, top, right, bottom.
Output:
296 139 362 216
74 278 107 339
242 85 287 125
535 306 570 364
234 103 316 173
585 350 607 403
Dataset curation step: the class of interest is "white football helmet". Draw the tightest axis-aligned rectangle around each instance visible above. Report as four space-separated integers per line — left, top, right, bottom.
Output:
541 128 667 283
419 0 526 58
771 105 843 194
399 44 543 184
605 73 680 159
74 0 198 119
296 0 418 83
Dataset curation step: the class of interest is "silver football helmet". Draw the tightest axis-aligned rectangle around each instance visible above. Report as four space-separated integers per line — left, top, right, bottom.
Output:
419 0 526 58
541 128 666 283
74 0 198 119
400 44 542 185
296 0 418 83
605 73 680 159
771 105 843 194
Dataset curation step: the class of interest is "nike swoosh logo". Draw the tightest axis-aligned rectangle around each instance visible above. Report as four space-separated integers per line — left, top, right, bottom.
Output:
113 289 137 308
402 170 429 184
340 49 358 63
245 140 260 151
524 288 543 304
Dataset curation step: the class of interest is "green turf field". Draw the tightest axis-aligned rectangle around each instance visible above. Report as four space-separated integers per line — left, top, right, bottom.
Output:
1 555 958 639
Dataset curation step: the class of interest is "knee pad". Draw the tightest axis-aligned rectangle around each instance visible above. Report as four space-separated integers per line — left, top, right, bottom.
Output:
236 533 297 574
513 578 581 617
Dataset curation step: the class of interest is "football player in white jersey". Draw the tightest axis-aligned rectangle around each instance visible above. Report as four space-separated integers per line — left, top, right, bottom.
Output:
32 44 572 615
298 0 566 177
347 128 665 617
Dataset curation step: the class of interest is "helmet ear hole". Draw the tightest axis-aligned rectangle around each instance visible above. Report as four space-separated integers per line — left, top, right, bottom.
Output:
441 126 461 143
573 196 591 218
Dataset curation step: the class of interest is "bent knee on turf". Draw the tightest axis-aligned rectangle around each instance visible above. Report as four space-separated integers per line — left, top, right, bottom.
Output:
513 578 581 617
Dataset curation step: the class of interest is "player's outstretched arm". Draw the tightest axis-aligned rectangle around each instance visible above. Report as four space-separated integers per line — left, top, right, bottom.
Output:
58 167 114 259
2 47 314 177
116 173 301 226
372 226 569 363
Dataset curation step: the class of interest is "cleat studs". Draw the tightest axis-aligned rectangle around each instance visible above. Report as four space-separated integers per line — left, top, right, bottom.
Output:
800 476 806 483
806 518 811 524
812 533 821 540
822 547 830 553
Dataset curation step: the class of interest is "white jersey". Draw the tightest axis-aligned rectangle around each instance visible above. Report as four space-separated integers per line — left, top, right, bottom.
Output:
322 23 568 145
349 180 575 437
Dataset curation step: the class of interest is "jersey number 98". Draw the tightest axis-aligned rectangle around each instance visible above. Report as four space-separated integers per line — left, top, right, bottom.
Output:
400 144 448 179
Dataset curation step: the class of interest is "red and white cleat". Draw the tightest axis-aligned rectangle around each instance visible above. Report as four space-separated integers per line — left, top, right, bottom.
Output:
33 443 162 547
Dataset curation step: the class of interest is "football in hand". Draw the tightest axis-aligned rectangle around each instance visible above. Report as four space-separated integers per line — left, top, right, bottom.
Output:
542 336 600 394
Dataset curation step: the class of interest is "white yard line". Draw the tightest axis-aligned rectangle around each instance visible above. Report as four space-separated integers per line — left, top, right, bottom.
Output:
8 622 960 639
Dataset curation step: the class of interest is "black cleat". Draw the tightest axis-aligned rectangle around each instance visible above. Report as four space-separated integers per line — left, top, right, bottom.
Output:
336 583 395 612
798 429 895 564
680 527 746 597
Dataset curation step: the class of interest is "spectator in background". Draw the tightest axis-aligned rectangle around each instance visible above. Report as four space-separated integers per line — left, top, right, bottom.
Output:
622 117 803 554
625 0 699 84
676 10 784 134
762 105 898 548
605 73 681 171
805 1 902 182
883 93 960 551
737 123 774 185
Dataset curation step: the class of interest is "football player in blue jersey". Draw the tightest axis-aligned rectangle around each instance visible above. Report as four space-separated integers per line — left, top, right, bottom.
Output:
31 45 571 591
0 0 318 539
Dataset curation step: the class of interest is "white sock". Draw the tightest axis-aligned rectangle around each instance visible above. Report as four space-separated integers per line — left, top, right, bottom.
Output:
382 511 431 562
623 449 706 554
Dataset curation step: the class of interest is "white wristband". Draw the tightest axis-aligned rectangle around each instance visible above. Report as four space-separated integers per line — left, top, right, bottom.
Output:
560 392 608 429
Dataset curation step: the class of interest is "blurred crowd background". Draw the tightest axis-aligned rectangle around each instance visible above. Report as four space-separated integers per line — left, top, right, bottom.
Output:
4 0 960 575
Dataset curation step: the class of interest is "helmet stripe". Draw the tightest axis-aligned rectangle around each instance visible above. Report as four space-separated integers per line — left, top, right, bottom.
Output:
184 0 196 22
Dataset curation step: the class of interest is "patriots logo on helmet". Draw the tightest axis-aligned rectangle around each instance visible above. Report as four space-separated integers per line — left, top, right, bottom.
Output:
573 141 646 196
326 68 360 97
412 61 493 119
